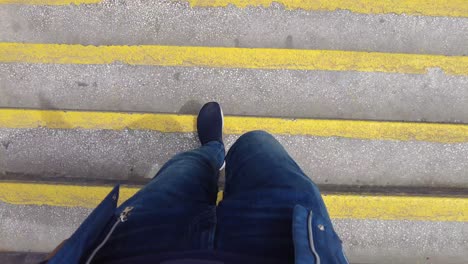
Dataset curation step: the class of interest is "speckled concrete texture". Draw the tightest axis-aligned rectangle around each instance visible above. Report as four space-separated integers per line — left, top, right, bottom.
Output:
0 0 467 55
0 201 92 253
0 128 467 187
1 202 467 263
333 218 468 263
1 64 467 123
0 252 47 264
0 0 467 260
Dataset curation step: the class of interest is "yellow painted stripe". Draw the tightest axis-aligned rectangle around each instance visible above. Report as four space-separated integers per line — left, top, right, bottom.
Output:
0 182 466 222
0 109 467 143
0 0 466 18
1 43 467 75
186 0 468 17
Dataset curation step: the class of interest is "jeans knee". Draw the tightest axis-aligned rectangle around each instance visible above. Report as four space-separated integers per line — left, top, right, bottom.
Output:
239 130 275 141
229 130 280 154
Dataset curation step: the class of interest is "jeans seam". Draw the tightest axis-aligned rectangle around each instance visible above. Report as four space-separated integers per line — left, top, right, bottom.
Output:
189 207 216 250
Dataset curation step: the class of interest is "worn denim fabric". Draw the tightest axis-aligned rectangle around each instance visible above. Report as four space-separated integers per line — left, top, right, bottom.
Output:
47 186 120 264
95 141 225 261
216 131 346 263
48 131 347 264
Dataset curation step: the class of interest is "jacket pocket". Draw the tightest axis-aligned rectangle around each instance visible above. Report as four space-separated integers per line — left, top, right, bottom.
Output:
310 210 349 264
295 204 349 264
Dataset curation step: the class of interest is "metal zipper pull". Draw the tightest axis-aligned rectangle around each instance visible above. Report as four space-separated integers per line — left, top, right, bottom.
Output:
120 206 134 222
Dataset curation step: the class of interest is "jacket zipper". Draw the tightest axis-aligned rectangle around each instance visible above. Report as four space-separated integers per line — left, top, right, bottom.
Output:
85 206 134 264
307 211 321 264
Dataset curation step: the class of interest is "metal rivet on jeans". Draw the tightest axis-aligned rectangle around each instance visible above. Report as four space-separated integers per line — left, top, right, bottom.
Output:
318 224 325 231
112 194 117 201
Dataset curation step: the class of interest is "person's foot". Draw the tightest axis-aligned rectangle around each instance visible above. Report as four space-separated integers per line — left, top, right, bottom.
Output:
197 102 224 146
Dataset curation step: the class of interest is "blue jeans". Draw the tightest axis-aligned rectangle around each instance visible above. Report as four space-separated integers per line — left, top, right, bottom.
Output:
95 131 331 262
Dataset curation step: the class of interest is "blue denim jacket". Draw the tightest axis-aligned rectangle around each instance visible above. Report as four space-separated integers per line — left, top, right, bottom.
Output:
48 185 348 264
292 205 349 264
47 185 120 264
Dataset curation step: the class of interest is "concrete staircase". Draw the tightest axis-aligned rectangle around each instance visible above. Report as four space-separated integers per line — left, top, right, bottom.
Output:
0 0 467 263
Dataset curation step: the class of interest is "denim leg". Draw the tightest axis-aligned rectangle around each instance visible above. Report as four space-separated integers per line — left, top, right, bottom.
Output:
216 131 330 260
95 141 225 261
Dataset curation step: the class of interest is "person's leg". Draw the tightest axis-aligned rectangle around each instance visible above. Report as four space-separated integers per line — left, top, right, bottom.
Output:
95 141 224 261
216 131 330 260
95 102 225 261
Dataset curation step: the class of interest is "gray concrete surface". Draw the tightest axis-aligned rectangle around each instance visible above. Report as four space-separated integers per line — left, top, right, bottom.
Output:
1 201 467 263
1 64 468 123
1 128 467 187
1 1 466 262
0 252 47 264
0 0 467 55
0 201 91 253
333 219 468 263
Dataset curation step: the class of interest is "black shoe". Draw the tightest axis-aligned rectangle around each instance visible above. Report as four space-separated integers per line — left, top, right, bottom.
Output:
197 102 224 146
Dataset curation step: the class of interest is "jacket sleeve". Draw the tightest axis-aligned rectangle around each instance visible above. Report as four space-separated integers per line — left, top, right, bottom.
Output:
46 185 120 264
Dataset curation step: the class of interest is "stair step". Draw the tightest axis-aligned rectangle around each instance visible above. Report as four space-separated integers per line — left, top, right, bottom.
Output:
1 43 467 123
1 0 467 18
1 2 466 55
2 62 467 123
0 109 467 187
1 109 466 143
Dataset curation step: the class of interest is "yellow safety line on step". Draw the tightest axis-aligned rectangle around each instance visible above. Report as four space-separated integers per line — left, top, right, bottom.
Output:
185 0 468 17
0 109 467 143
0 182 466 222
1 0 466 18
1 43 467 75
